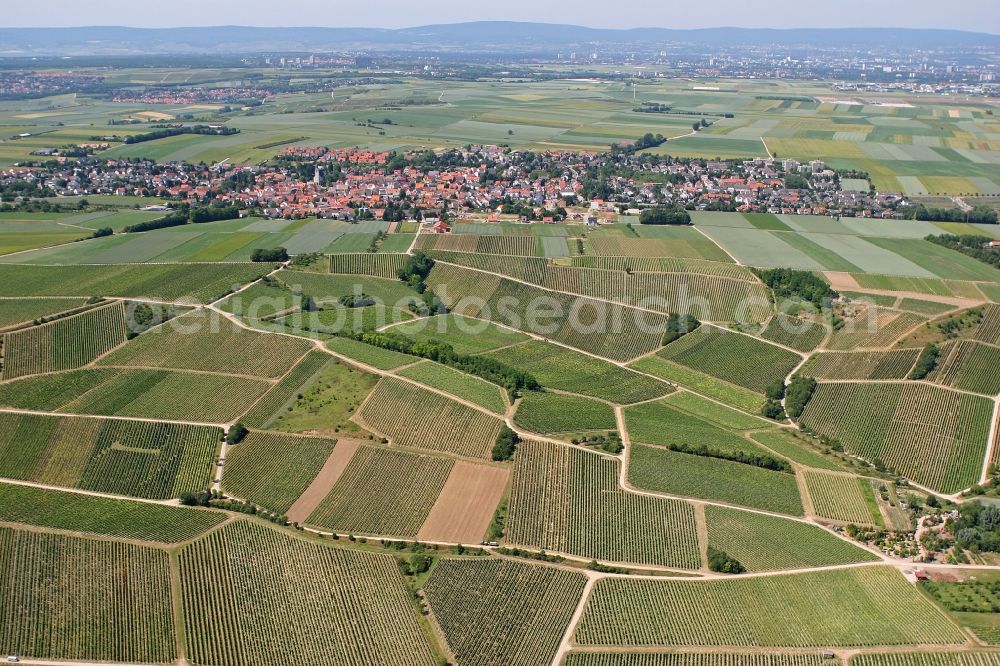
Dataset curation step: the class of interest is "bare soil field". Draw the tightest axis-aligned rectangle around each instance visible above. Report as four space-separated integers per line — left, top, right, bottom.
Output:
417 461 509 544
285 439 362 523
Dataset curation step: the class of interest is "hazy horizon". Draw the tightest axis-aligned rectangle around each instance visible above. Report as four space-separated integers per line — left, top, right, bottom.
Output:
2 0 997 33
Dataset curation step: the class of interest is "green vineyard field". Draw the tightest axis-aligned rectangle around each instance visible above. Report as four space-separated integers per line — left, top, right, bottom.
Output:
357 377 503 458
424 558 587 666
0 412 219 499
705 505 879 571
306 444 453 537
1 302 128 379
0 482 225 543
506 440 701 568
223 431 338 514
178 520 436 666
799 382 993 493
483 340 672 404
0 526 175 662
575 566 964 647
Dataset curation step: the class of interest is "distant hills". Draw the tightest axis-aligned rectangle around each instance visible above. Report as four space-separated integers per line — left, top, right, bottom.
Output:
1 22 998 56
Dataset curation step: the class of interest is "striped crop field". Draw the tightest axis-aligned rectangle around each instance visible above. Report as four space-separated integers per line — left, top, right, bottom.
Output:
851 654 1000 666
656 326 801 395
704 505 878 571
575 566 964 647
240 350 333 428
799 382 994 493
328 252 410 278
305 444 454 537
564 654 829 666
930 340 1000 395
0 412 219 499
0 297 88 331
506 440 701 568
628 444 804 515
974 305 1000 345
223 431 338 514
59 368 272 423
0 263 273 303
514 390 617 434
0 482 225 543
424 558 587 666
0 526 175 662
392 313 531 356
427 263 669 361
759 313 829 352
178 520 436 666
802 470 884 527
98 310 313 379
1 302 128 379
430 250 773 324
804 349 920 380
826 309 926 351
482 340 672 404
397 361 508 414
569 255 758 280
357 377 503 458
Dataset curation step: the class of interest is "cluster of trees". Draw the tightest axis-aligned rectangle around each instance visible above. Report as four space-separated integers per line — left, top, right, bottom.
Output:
633 103 672 113
665 441 792 473
335 330 540 396
762 380 788 421
492 426 521 461
612 132 666 154
122 124 240 144
755 268 838 308
122 205 240 233
707 547 745 574
123 211 189 233
251 247 289 262
226 423 248 445
910 344 940 380
784 173 811 190
397 252 434 293
189 204 240 224
90 227 113 239
950 502 1000 553
571 432 623 455
338 293 375 308
784 375 817 419
926 234 1000 270
640 206 691 226
662 313 700 345
905 205 997 225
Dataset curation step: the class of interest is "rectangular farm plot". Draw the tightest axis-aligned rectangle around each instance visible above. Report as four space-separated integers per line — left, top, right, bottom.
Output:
0 527 176 663
1 302 128 379
285 439 361 523
0 297 87 331
222 430 340 516
805 349 920 380
930 340 1000 395
424 558 586 666
178 520 436 666
695 226 825 270
656 325 802 395
356 377 503 458
0 412 219 499
506 440 701 568
803 470 884 527
98 311 313 379
305 444 454 537
574 566 965 647
483 340 672 404
417 461 509 544
60 368 272 423
799 382 993 493
392 313 531 356
705 505 879 572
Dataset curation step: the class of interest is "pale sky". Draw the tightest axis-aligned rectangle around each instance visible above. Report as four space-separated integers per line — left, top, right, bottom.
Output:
2 0 997 33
